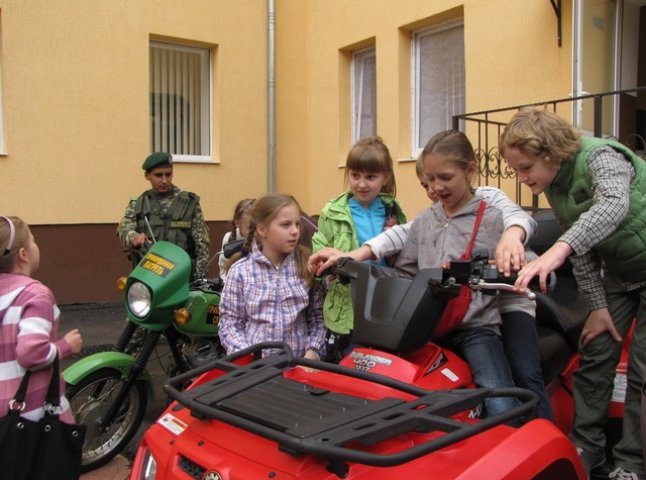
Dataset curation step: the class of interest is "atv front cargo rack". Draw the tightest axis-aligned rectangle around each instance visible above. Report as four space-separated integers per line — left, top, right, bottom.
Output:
166 342 538 478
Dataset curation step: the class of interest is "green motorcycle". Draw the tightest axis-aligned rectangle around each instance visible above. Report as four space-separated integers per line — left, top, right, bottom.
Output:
62 241 224 472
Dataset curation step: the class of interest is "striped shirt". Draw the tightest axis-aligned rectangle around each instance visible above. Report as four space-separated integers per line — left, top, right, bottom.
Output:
218 248 326 358
0 273 73 422
557 145 646 310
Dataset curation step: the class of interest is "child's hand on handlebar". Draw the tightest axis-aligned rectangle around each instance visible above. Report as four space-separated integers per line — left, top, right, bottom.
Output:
495 226 527 277
514 242 572 293
308 248 345 277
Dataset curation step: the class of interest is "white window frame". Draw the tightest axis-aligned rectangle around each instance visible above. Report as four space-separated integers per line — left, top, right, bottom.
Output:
150 41 212 163
351 47 377 144
412 20 465 157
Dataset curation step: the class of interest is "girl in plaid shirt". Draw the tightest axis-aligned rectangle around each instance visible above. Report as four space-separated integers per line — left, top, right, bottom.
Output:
218 194 326 360
0 216 83 422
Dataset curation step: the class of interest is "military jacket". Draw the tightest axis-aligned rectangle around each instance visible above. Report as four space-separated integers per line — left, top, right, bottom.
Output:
117 186 210 278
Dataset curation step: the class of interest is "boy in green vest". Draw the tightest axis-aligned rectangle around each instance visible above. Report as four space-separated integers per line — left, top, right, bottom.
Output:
117 152 210 280
500 108 646 480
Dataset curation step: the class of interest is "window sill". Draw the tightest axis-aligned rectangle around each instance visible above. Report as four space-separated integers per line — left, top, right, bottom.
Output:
172 155 219 165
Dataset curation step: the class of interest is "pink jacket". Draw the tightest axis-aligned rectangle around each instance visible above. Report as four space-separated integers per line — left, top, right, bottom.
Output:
0 273 73 422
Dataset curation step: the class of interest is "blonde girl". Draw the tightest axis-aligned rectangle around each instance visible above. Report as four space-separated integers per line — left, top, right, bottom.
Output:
0 216 83 422
218 194 325 359
219 198 255 281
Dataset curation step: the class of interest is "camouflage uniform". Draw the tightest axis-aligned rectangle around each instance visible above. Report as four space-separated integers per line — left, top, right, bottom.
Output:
117 185 210 279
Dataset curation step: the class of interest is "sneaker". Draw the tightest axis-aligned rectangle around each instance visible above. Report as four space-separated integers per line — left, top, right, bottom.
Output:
576 447 606 477
608 467 645 480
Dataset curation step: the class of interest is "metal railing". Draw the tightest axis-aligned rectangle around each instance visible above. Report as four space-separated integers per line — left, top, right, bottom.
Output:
452 86 646 210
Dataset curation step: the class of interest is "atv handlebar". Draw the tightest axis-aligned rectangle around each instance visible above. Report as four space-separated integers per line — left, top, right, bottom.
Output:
330 257 544 301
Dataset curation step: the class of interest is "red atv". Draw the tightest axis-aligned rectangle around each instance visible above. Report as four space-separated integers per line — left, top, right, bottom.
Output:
130 212 630 480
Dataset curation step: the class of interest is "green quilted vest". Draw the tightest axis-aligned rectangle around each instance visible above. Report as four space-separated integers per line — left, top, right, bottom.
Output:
544 136 646 282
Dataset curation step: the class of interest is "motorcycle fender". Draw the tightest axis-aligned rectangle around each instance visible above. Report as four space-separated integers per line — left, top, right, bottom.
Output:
62 351 155 398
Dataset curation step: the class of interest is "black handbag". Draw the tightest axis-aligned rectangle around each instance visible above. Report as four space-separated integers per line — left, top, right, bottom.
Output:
0 355 86 480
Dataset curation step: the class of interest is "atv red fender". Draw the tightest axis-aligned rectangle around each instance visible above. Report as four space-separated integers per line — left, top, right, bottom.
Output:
146 342 584 479
129 342 586 479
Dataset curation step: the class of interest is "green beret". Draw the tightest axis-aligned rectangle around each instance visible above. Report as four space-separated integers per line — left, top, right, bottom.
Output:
142 152 172 171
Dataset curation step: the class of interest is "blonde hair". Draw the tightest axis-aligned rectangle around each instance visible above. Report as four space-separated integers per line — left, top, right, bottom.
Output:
226 193 315 287
415 152 425 180
499 108 580 167
229 198 255 241
422 130 477 173
0 216 30 273
345 136 397 196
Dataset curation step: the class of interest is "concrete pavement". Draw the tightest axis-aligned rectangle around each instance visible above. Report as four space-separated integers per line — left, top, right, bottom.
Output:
80 455 131 480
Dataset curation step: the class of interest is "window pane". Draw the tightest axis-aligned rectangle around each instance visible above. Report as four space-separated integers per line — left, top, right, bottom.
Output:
150 42 210 157
352 48 376 142
415 23 465 151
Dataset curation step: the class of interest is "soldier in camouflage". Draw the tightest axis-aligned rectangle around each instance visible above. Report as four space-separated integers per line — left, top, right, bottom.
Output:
117 152 210 280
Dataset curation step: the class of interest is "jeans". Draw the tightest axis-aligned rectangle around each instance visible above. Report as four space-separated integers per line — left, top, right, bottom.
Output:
501 311 554 420
440 327 519 418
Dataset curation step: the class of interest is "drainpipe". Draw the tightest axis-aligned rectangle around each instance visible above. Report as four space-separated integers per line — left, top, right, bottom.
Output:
268 0 276 192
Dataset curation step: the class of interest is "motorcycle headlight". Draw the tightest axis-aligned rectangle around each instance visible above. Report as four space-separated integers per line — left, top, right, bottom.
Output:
138 448 157 480
127 282 152 318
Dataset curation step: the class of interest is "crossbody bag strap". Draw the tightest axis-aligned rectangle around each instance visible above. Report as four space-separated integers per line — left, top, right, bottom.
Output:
460 200 487 260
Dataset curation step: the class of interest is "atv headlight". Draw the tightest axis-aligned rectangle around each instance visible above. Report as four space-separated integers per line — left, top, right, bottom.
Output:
127 282 151 318
138 447 157 480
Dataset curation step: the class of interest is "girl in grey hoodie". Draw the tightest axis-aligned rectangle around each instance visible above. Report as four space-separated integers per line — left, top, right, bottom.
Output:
395 130 521 419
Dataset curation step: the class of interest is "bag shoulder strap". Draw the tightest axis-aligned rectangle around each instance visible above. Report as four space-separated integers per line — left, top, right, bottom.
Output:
11 369 32 404
44 355 61 408
10 355 60 409
461 200 487 260
6 281 61 414
5 279 41 405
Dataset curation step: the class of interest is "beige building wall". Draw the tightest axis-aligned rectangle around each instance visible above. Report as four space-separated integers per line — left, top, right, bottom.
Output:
0 0 578 302
0 0 268 225
0 0 270 302
275 0 573 218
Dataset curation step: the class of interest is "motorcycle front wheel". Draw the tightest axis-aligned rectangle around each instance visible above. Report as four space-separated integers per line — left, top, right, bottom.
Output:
66 368 148 472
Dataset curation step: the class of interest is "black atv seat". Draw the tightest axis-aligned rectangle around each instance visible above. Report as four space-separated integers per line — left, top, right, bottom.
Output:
528 211 589 382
